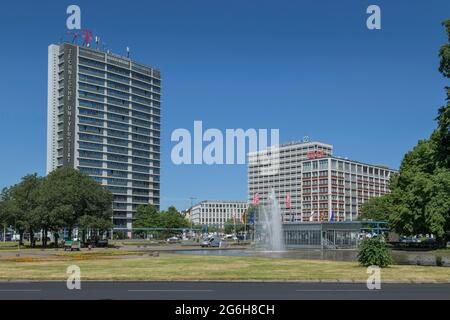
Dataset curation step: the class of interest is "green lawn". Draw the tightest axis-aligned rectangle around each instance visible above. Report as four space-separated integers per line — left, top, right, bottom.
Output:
0 252 449 282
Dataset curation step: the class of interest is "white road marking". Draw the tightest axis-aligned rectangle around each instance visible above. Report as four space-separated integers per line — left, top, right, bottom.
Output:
128 289 213 292
295 289 377 292
0 289 42 292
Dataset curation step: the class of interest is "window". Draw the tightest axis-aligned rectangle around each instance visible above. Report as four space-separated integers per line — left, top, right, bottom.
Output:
79 99 104 110
79 108 104 118
78 167 102 175
79 116 104 127
79 73 105 86
79 141 103 151
78 159 103 167
108 145 128 155
108 121 129 131
319 159 328 170
107 137 128 146
107 104 129 115
79 150 103 159
79 133 103 142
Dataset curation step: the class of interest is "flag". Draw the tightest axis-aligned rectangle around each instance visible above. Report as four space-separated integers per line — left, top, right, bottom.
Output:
330 210 335 222
249 211 255 225
253 193 260 205
241 209 246 224
309 212 314 222
320 212 325 221
285 192 291 209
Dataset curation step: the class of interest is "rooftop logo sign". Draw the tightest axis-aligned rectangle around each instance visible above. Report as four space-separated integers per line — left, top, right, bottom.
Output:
307 150 325 159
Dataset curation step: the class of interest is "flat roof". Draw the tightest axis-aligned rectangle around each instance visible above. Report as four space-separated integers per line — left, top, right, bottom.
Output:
54 42 160 74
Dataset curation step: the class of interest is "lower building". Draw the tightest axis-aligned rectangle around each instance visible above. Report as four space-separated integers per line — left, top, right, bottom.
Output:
300 157 395 222
248 140 396 222
189 200 249 228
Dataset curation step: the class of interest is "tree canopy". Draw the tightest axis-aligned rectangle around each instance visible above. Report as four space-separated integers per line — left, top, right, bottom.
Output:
0 167 113 246
361 20 450 242
134 204 189 230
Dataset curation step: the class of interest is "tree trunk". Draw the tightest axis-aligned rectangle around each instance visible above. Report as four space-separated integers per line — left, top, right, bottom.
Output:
42 228 47 248
29 229 35 248
19 231 24 246
54 232 59 248
82 230 87 247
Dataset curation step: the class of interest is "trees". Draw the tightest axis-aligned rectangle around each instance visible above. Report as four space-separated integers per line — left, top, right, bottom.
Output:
160 206 190 230
4 174 42 245
435 20 450 169
224 219 244 234
359 196 393 221
134 204 161 229
133 205 189 238
38 167 113 244
0 187 15 240
360 20 450 243
375 20 450 243
0 168 113 247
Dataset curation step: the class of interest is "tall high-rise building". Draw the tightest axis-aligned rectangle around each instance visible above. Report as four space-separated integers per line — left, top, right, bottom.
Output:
248 141 396 222
47 42 161 229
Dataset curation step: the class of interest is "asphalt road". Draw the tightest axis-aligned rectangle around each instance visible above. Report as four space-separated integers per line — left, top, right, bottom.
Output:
0 281 449 300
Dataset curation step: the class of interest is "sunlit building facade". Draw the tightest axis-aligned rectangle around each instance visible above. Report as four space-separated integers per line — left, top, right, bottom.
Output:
189 200 248 227
47 42 161 229
248 141 396 222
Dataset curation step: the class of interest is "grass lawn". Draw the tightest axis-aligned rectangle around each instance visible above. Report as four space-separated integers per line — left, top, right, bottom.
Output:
0 252 449 282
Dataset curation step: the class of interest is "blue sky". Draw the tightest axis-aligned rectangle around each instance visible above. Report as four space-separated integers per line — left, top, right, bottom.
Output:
0 0 449 210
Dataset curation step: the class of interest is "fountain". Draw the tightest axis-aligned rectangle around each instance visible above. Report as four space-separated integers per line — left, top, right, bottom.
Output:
255 188 286 251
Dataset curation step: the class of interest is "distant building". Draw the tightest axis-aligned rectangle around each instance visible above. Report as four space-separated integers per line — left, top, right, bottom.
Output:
248 141 333 221
47 42 161 229
189 200 249 228
248 141 396 222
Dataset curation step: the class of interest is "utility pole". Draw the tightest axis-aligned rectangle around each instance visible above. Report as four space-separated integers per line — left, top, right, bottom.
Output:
189 197 197 233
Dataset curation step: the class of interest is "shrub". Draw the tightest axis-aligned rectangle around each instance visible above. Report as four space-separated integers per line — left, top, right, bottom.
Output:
358 238 392 267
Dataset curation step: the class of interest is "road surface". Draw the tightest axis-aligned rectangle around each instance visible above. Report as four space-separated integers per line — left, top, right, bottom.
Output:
0 281 449 300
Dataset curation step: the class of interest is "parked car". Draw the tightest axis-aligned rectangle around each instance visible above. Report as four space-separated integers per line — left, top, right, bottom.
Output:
201 237 221 248
64 239 81 251
166 236 180 243
86 238 109 248
223 234 238 241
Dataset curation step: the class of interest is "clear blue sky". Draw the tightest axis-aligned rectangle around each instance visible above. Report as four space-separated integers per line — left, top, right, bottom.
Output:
0 0 449 210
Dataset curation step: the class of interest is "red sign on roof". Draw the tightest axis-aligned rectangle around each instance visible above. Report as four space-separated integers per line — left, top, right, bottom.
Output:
307 150 325 159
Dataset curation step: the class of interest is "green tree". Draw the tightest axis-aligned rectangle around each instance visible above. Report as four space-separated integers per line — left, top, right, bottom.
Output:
7 174 42 245
224 219 244 234
0 187 15 239
160 206 190 229
134 204 161 229
386 20 450 243
359 196 393 221
435 20 450 168
38 167 113 245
